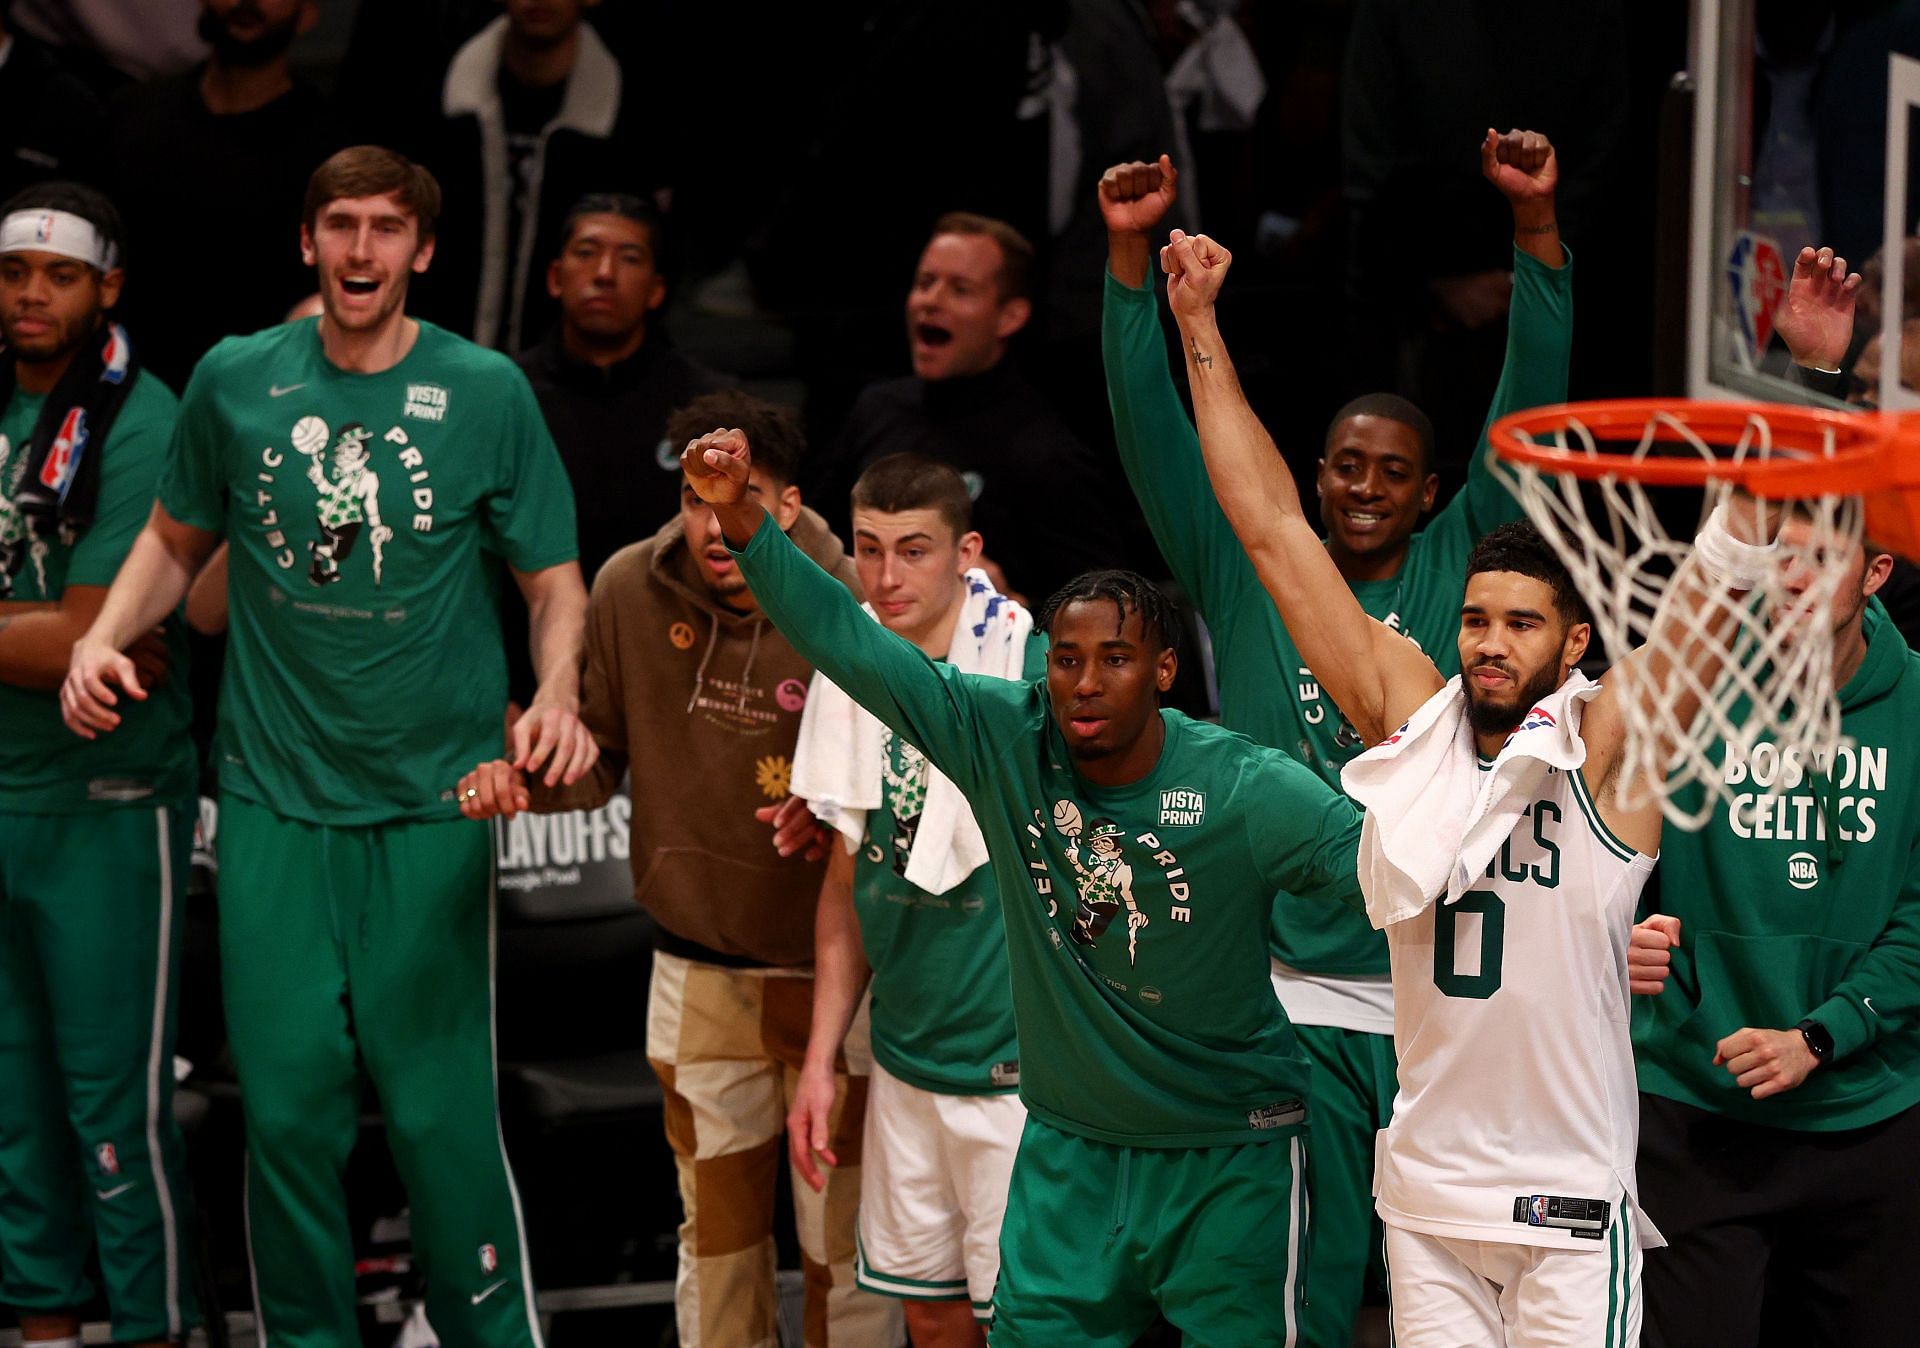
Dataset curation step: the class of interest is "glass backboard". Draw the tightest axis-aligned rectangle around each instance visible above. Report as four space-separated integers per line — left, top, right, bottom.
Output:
1689 0 1920 409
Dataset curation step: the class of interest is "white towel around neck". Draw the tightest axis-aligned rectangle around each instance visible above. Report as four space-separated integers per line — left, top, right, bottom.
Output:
790 570 1033 894
1340 671 1600 929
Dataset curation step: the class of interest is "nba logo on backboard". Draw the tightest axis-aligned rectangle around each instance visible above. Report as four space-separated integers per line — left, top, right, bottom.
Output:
1725 231 1787 365
96 1142 120 1176
479 1243 498 1275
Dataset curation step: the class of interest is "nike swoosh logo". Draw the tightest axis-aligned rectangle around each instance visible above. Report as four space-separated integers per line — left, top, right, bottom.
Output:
471 1277 509 1306
269 383 306 397
96 1182 135 1200
1865 997 1879 1016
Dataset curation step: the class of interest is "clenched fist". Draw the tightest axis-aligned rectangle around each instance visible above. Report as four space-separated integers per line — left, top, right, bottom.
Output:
1099 154 1179 236
680 428 753 506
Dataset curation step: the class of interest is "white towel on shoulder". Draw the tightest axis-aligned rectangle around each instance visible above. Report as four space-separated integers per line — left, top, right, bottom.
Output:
1340 671 1599 929
791 570 1033 894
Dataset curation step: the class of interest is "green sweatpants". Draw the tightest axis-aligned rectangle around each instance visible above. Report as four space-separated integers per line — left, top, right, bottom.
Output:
992 1116 1308 1346
0 803 196 1343
1295 1023 1397 1348
218 795 540 1348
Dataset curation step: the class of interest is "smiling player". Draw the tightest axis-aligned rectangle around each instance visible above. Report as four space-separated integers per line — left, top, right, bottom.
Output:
63 146 590 1346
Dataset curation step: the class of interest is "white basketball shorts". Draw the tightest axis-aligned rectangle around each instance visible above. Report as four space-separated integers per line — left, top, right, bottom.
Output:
852 1059 1025 1322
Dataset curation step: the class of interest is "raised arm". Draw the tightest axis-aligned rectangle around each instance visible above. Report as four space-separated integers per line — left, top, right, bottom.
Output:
1099 154 1250 617
682 429 1004 787
1164 232 1443 744
1450 129 1574 539
61 503 217 739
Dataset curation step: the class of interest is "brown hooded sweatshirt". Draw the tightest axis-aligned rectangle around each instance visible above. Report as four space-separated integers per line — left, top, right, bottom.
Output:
535 507 859 967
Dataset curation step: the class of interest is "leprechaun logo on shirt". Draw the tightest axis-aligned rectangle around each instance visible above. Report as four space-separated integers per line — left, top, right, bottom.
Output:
881 729 929 878
0 432 36 598
293 419 391 586
1029 801 1199 982
1064 818 1147 963
249 416 437 587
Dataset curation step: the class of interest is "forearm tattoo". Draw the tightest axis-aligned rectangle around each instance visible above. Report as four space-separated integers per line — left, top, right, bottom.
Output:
1189 336 1214 368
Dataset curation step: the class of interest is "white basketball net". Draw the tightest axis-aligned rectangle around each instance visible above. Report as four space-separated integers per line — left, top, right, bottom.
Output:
1495 409 1860 831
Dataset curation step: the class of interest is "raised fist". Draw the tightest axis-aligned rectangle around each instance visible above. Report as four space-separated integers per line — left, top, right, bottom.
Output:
1099 155 1179 236
1481 128 1557 206
1160 229 1233 320
680 428 752 506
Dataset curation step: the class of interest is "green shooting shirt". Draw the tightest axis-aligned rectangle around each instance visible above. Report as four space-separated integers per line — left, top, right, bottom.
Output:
856 631 1048 1095
734 518 1366 1149
0 370 194 813
158 319 578 825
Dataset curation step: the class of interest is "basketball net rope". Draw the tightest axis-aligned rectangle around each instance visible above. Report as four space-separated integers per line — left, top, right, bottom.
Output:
1495 410 1857 832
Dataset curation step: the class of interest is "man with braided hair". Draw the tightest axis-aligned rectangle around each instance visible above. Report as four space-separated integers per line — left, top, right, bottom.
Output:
673 423 1370 1346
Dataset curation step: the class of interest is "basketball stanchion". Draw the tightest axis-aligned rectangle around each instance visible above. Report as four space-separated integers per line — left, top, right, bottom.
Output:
1489 400 1920 830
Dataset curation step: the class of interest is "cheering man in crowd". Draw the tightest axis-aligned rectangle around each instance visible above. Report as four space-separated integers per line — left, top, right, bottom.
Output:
675 422 1367 1345
1098 130 1570 1344
63 147 590 1347
808 213 1121 604
0 183 196 1347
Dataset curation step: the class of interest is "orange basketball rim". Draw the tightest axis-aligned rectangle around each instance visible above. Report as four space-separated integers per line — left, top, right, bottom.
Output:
1489 399 1920 561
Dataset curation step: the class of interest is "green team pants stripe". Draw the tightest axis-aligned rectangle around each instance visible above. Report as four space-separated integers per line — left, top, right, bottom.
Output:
0 803 196 1342
219 795 541 1348
1292 1022 1396 1347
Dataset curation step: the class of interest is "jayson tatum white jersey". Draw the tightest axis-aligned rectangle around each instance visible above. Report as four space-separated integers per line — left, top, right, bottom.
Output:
1373 761 1657 1251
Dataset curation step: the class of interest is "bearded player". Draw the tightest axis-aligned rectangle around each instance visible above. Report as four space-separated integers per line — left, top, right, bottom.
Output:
63 147 592 1347
1168 227 1792 1345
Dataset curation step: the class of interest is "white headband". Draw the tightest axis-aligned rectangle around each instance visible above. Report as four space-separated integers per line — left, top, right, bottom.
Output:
0 208 119 271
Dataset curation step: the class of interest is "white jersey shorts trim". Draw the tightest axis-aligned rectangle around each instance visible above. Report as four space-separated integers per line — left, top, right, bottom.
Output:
853 1059 1025 1319
1384 1194 1641 1348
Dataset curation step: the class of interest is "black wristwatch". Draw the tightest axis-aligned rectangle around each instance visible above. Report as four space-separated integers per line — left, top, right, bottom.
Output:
1796 1018 1834 1062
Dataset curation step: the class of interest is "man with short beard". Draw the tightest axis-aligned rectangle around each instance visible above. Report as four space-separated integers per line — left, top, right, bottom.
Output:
1170 225 1782 1344
106 0 337 392
1098 130 1568 1345
64 146 592 1346
0 181 196 1348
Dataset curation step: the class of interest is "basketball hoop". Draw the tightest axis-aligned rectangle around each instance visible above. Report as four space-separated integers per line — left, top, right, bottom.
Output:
1488 399 1918 831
